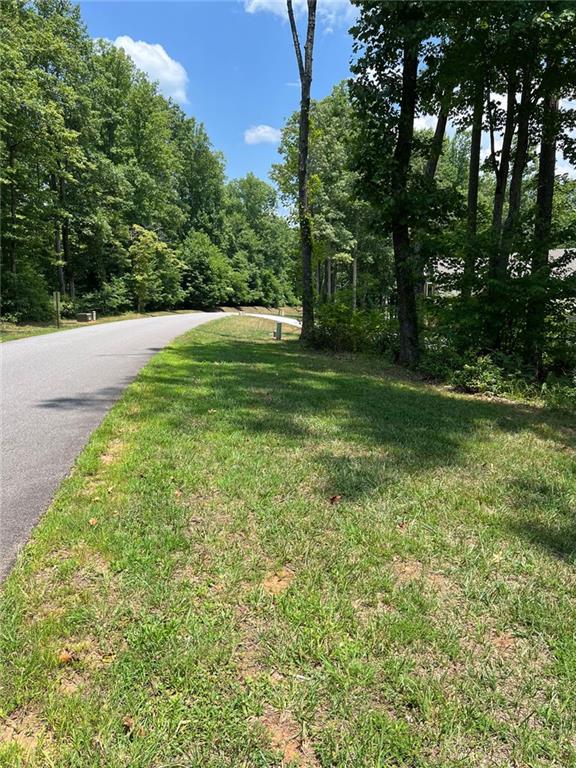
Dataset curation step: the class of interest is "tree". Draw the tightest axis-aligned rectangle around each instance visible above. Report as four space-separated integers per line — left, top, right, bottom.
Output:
129 225 182 312
179 231 234 308
287 0 317 342
351 1 446 365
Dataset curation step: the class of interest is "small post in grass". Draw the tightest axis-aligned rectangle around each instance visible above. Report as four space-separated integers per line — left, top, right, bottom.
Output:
273 321 282 341
53 291 61 328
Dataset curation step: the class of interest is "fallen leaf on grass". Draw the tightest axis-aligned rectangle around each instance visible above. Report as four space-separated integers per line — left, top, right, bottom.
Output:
329 495 342 505
57 649 75 665
88 518 98 527
122 715 144 739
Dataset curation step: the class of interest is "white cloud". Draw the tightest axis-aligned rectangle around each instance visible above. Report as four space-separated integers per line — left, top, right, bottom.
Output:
414 114 456 138
414 115 436 132
244 124 282 144
558 152 576 179
244 0 357 30
113 35 188 104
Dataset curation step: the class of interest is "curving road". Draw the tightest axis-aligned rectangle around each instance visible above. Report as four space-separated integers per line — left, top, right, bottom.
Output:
0 312 228 579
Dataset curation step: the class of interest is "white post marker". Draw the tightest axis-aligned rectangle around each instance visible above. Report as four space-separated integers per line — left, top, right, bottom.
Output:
274 321 282 341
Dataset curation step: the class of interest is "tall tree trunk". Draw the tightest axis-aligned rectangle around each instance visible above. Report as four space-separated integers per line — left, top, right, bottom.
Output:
526 70 558 380
59 176 71 290
462 84 483 298
287 0 317 342
392 41 419 367
55 225 65 294
415 97 450 293
425 100 450 180
326 256 332 299
8 145 17 273
50 173 65 293
490 73 517 243
486 72 518 349
501 65 532 270
352 256 357 311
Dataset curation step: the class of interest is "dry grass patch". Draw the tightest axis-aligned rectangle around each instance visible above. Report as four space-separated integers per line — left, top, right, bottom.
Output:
0 706 51 756
100 438 126 465
257 706 320 767
263 567 295 596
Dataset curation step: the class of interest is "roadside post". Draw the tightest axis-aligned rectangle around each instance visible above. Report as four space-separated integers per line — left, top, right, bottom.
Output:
274 321 282 341
53 291 61 328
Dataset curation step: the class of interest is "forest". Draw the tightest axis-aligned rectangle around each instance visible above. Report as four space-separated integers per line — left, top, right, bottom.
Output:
0 0 299 322
1 0 575 406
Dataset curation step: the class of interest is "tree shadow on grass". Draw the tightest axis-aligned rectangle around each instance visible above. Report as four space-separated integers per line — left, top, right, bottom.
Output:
505 475 576 564
132 327 575 558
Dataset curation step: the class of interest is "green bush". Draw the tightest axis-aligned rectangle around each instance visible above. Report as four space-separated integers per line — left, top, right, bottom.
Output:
541 374 576 414
0 267 52 322
77 276 133 315
419 333 466 380
451 356 506 396
314 303 398 354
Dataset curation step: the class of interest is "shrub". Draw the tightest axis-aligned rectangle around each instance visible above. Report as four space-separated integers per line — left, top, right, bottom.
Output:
419 333 466 380
59 299 77 319
314 303 398 354
541 374 576 414
77 276 132 315
0 267 52 322
451 356 506 396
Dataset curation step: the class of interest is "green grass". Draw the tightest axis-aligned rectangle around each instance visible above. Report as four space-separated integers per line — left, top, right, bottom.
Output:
0 310 204 343
1 317 575 767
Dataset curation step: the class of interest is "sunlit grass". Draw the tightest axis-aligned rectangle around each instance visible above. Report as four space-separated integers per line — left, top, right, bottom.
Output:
1 317 574 766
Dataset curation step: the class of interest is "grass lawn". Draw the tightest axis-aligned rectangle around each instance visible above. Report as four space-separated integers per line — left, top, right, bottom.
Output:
1 317 574 767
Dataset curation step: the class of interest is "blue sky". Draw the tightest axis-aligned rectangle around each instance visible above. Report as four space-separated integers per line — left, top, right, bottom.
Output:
79 1 356 182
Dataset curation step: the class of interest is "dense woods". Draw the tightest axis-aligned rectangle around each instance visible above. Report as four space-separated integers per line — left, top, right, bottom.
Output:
273 0 575 406
0 0 297 323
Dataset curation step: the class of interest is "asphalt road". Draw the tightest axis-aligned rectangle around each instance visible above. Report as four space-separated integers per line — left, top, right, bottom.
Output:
0 312 228 580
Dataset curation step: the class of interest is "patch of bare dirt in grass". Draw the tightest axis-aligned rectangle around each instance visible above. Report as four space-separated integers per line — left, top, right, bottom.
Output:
0 706 52 755
424 735 516 768
263 567 294 596
353 594 396 623
237 636 263 682
235 604 267 683
100 439 125 465
391 557 423 584
26 547 111 622
69 553 110 591
58 635 121 673
257 706 320 767
58 669 89 695
172 562 203 585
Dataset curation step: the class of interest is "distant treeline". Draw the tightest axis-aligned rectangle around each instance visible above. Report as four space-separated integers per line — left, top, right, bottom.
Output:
1 0 298 322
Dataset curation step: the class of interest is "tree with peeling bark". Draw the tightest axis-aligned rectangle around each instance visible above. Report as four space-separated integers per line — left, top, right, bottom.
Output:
287 0 317 343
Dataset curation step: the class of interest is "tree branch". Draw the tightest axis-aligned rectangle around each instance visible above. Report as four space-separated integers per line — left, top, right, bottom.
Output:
287 0 305 81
